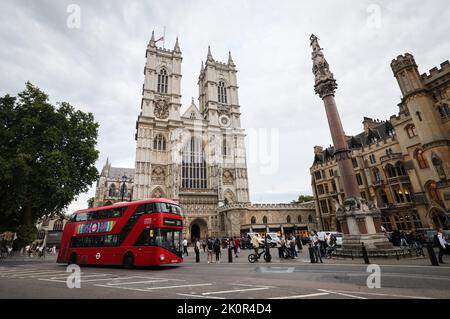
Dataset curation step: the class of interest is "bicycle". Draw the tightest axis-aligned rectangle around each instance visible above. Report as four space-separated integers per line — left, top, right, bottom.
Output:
248 248 271 263
325 245 337 259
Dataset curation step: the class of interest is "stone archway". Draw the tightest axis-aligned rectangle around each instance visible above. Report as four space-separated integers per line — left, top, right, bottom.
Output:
189 218 208 241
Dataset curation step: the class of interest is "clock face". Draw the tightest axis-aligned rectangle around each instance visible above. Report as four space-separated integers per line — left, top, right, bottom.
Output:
154 100 169 119
219 115 231 128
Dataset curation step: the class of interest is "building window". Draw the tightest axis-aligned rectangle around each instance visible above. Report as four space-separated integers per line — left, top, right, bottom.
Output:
379 189 389 206
412 213 423 229
324 183 329 194
317 184 325 195
395 162 407 176
385 164 397 178
286 215 291 223
109 184 116 197
427 181 441 203
373 167 382 182
222 135 228 156
251 216 256 224
182 136 207 189
356 173 363 186
298 215 302 223
416 149 429 169
42 217 50 227
37 230 46 240
393 187 412 203
369 154 376 164
314 171 322 180
352 158 358 168
263 216 268 224
437 104 450 119
308 215 313 223
329 169 334 177
157 69 168 93
320 200 329 214
53 220 64 231
153 134 166 152
405 124 418 138
217 81 227 104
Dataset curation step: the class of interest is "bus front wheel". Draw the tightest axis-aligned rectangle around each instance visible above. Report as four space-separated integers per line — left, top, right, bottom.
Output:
123 252 134 269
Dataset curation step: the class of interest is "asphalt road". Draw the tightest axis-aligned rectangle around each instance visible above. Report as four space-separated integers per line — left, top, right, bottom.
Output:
1 249 449 299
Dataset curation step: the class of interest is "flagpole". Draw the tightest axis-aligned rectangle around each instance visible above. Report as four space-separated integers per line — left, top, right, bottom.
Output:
163 26 166 49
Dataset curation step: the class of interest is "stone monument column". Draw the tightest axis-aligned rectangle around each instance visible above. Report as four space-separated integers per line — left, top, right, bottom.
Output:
309 34 394 253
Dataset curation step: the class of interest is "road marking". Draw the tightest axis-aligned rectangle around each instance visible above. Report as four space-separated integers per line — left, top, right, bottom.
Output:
233 284 275 288
177 293 226 299
269 292 330 299
94 283 213 292
202 287 270 295
317 289 367 299
146 283 213 290
106 279 169 286
329 290 432 299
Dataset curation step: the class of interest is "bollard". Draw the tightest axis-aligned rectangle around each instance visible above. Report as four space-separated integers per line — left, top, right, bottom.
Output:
265 245 272 263
195 249 200 263
361 242 370 264
426 244 439 266
228 246 233 263
308 246 316 263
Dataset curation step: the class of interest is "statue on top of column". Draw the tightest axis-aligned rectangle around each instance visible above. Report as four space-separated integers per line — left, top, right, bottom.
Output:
310 34 337 98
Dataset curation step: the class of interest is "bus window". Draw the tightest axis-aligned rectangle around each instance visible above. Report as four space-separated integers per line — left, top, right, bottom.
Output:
76 213 87 222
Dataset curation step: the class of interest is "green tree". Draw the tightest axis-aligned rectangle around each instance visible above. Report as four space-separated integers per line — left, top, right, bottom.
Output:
293 195 314 203
0 82 99 228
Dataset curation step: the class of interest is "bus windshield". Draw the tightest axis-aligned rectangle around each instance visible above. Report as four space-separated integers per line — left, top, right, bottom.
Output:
155 202 182 215
134 228 182 256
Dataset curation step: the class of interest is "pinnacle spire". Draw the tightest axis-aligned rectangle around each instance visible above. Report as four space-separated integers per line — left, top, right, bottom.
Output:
200 60 204 72
228 51 235 67
207 45 213 62
174 37 181 53
149 30 156 47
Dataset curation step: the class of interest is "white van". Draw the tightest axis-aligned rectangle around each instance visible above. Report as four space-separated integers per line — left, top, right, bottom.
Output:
266 233 281 247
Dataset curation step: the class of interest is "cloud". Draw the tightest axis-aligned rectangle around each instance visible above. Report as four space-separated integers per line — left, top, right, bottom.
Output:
0 0 448 213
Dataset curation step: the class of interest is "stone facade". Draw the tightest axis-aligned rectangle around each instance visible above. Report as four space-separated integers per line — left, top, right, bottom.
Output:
133 35 250 239
94 158 134 207
219 201 318 238
92 34 319 239
311 54 450 232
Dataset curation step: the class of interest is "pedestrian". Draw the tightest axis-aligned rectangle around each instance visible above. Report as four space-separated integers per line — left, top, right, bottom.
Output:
278 237 285 258
194 238 201 262
52 245 57 255
233 236 239 258
214 238 221 263
289 234 297 258
207 238 214 264
436 229 449 264
313 231 323 263
182 237 188 256
202 239 207 253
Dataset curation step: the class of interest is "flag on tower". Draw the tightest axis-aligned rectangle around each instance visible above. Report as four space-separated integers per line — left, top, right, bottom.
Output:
155 36 164 43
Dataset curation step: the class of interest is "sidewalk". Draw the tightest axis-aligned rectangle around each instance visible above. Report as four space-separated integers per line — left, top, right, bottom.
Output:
182 246 449 266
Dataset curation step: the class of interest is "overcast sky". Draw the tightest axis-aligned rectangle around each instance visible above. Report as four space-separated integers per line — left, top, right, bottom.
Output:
1 0 449 214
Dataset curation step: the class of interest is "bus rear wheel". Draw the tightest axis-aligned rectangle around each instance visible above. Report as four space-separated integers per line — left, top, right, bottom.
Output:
68 253 77 265
123 252 134 269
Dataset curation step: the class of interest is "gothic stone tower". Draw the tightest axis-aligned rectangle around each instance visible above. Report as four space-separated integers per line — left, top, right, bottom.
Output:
133 34 250 239
309 34 394 254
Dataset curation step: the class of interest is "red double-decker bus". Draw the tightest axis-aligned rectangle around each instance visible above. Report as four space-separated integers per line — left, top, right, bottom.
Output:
57 198 183 267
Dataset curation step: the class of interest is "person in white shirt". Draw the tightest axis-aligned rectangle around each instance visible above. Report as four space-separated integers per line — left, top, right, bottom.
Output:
437 229 449 264
182 238 188 256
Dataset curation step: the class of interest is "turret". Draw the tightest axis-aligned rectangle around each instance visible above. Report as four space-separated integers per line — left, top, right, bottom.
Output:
391 53 424 98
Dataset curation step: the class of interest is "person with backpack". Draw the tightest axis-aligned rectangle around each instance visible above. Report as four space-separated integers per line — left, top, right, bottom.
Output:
213 238 221 263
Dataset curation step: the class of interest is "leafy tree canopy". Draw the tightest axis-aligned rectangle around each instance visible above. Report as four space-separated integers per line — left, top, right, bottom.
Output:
0 82 99 227
293 195 314 203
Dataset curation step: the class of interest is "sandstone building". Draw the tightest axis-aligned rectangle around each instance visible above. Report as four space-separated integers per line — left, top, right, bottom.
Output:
311 54 450 232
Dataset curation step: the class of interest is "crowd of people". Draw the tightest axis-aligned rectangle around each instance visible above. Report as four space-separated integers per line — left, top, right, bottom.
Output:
0 243 57 259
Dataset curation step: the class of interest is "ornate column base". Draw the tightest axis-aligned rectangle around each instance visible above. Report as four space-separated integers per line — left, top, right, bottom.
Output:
335 197 404 257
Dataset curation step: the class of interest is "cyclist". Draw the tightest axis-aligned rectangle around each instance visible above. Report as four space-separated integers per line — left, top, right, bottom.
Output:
251 236 260 257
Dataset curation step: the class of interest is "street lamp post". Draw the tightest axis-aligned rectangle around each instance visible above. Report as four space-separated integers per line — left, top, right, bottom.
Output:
120 175 128 202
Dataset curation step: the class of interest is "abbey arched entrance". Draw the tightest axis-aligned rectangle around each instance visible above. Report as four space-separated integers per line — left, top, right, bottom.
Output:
189 218 208 240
